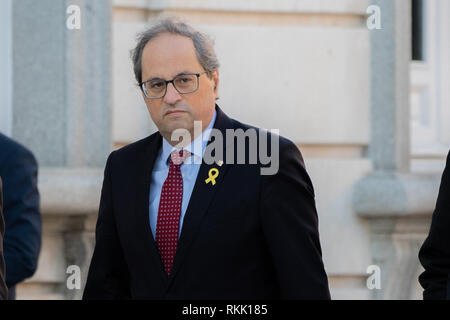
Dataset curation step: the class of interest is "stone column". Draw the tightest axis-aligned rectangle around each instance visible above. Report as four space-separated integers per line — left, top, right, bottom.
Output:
11 0 111 299
353 0 440 300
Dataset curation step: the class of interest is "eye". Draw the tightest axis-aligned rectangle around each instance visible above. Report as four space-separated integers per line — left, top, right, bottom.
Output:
150 81 164 89
179 77 193 83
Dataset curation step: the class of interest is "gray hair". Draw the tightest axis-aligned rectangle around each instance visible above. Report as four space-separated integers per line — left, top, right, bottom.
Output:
131 16 220 85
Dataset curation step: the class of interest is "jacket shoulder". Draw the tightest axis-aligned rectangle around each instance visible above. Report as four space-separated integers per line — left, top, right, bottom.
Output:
0 133 37 169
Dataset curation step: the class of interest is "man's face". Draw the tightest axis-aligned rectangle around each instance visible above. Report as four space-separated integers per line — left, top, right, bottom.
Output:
140 33 219 144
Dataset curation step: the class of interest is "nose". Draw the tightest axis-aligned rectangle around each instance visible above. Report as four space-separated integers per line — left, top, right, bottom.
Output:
163 82 182 105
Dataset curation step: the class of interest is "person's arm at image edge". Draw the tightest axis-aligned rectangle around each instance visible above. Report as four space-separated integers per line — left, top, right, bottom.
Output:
419 151 450 300
2 146 41 288
0 178 9 300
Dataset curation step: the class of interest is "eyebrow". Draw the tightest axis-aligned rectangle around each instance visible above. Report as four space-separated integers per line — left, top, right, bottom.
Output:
144 71 196 82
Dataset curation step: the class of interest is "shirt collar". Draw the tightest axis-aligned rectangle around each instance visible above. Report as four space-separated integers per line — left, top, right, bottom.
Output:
160 109 217 165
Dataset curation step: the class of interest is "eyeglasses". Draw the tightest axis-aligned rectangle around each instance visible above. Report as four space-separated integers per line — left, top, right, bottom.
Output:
140 72 208 99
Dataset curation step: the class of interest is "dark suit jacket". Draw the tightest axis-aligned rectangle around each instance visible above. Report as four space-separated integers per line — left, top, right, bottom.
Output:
419 151 450 299
0 178 8 300
0 133 42 299
83 105 330 299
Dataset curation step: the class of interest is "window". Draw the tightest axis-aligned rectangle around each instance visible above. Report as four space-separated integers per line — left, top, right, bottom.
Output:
412 0 425 61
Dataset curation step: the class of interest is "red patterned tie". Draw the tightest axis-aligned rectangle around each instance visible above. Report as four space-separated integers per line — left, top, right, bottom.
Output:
156 149 191 276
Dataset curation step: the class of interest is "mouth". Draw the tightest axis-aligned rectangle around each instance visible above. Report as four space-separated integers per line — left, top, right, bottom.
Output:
165 110 186 116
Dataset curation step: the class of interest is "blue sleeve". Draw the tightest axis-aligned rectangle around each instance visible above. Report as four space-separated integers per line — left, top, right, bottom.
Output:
0 178 9 299
2 145 42 287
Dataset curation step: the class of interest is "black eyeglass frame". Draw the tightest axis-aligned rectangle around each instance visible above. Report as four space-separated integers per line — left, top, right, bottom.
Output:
140 71 209 99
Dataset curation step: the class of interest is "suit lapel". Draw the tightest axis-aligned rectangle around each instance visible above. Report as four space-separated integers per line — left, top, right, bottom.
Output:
134 133 169 285
167 105 234 288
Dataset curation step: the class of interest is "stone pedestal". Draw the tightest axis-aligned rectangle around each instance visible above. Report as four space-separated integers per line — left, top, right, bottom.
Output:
366 216 430 300
353 172 439 299
16 169 101 299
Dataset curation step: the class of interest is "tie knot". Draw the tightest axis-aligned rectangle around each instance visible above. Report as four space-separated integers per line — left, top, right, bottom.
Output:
169 149 191 166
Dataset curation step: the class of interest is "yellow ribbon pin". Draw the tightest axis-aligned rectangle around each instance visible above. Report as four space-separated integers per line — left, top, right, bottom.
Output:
205 168 219 185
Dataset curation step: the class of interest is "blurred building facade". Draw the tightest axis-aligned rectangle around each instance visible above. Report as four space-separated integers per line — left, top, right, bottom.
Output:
0 0 449 299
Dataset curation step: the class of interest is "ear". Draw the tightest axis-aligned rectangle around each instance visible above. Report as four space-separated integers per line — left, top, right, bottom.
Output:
212 70 219 99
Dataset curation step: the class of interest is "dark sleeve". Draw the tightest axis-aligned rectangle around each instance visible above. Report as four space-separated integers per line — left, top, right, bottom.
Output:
2 146 42 287
260 138 331 299
83 152 131 299
419 151 450 300
0 178 9 300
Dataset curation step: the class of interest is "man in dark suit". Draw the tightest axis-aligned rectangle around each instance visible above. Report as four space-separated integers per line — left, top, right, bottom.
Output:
0 178 8 299
419 151 450 299
0 133 42 299
83 17 330 299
